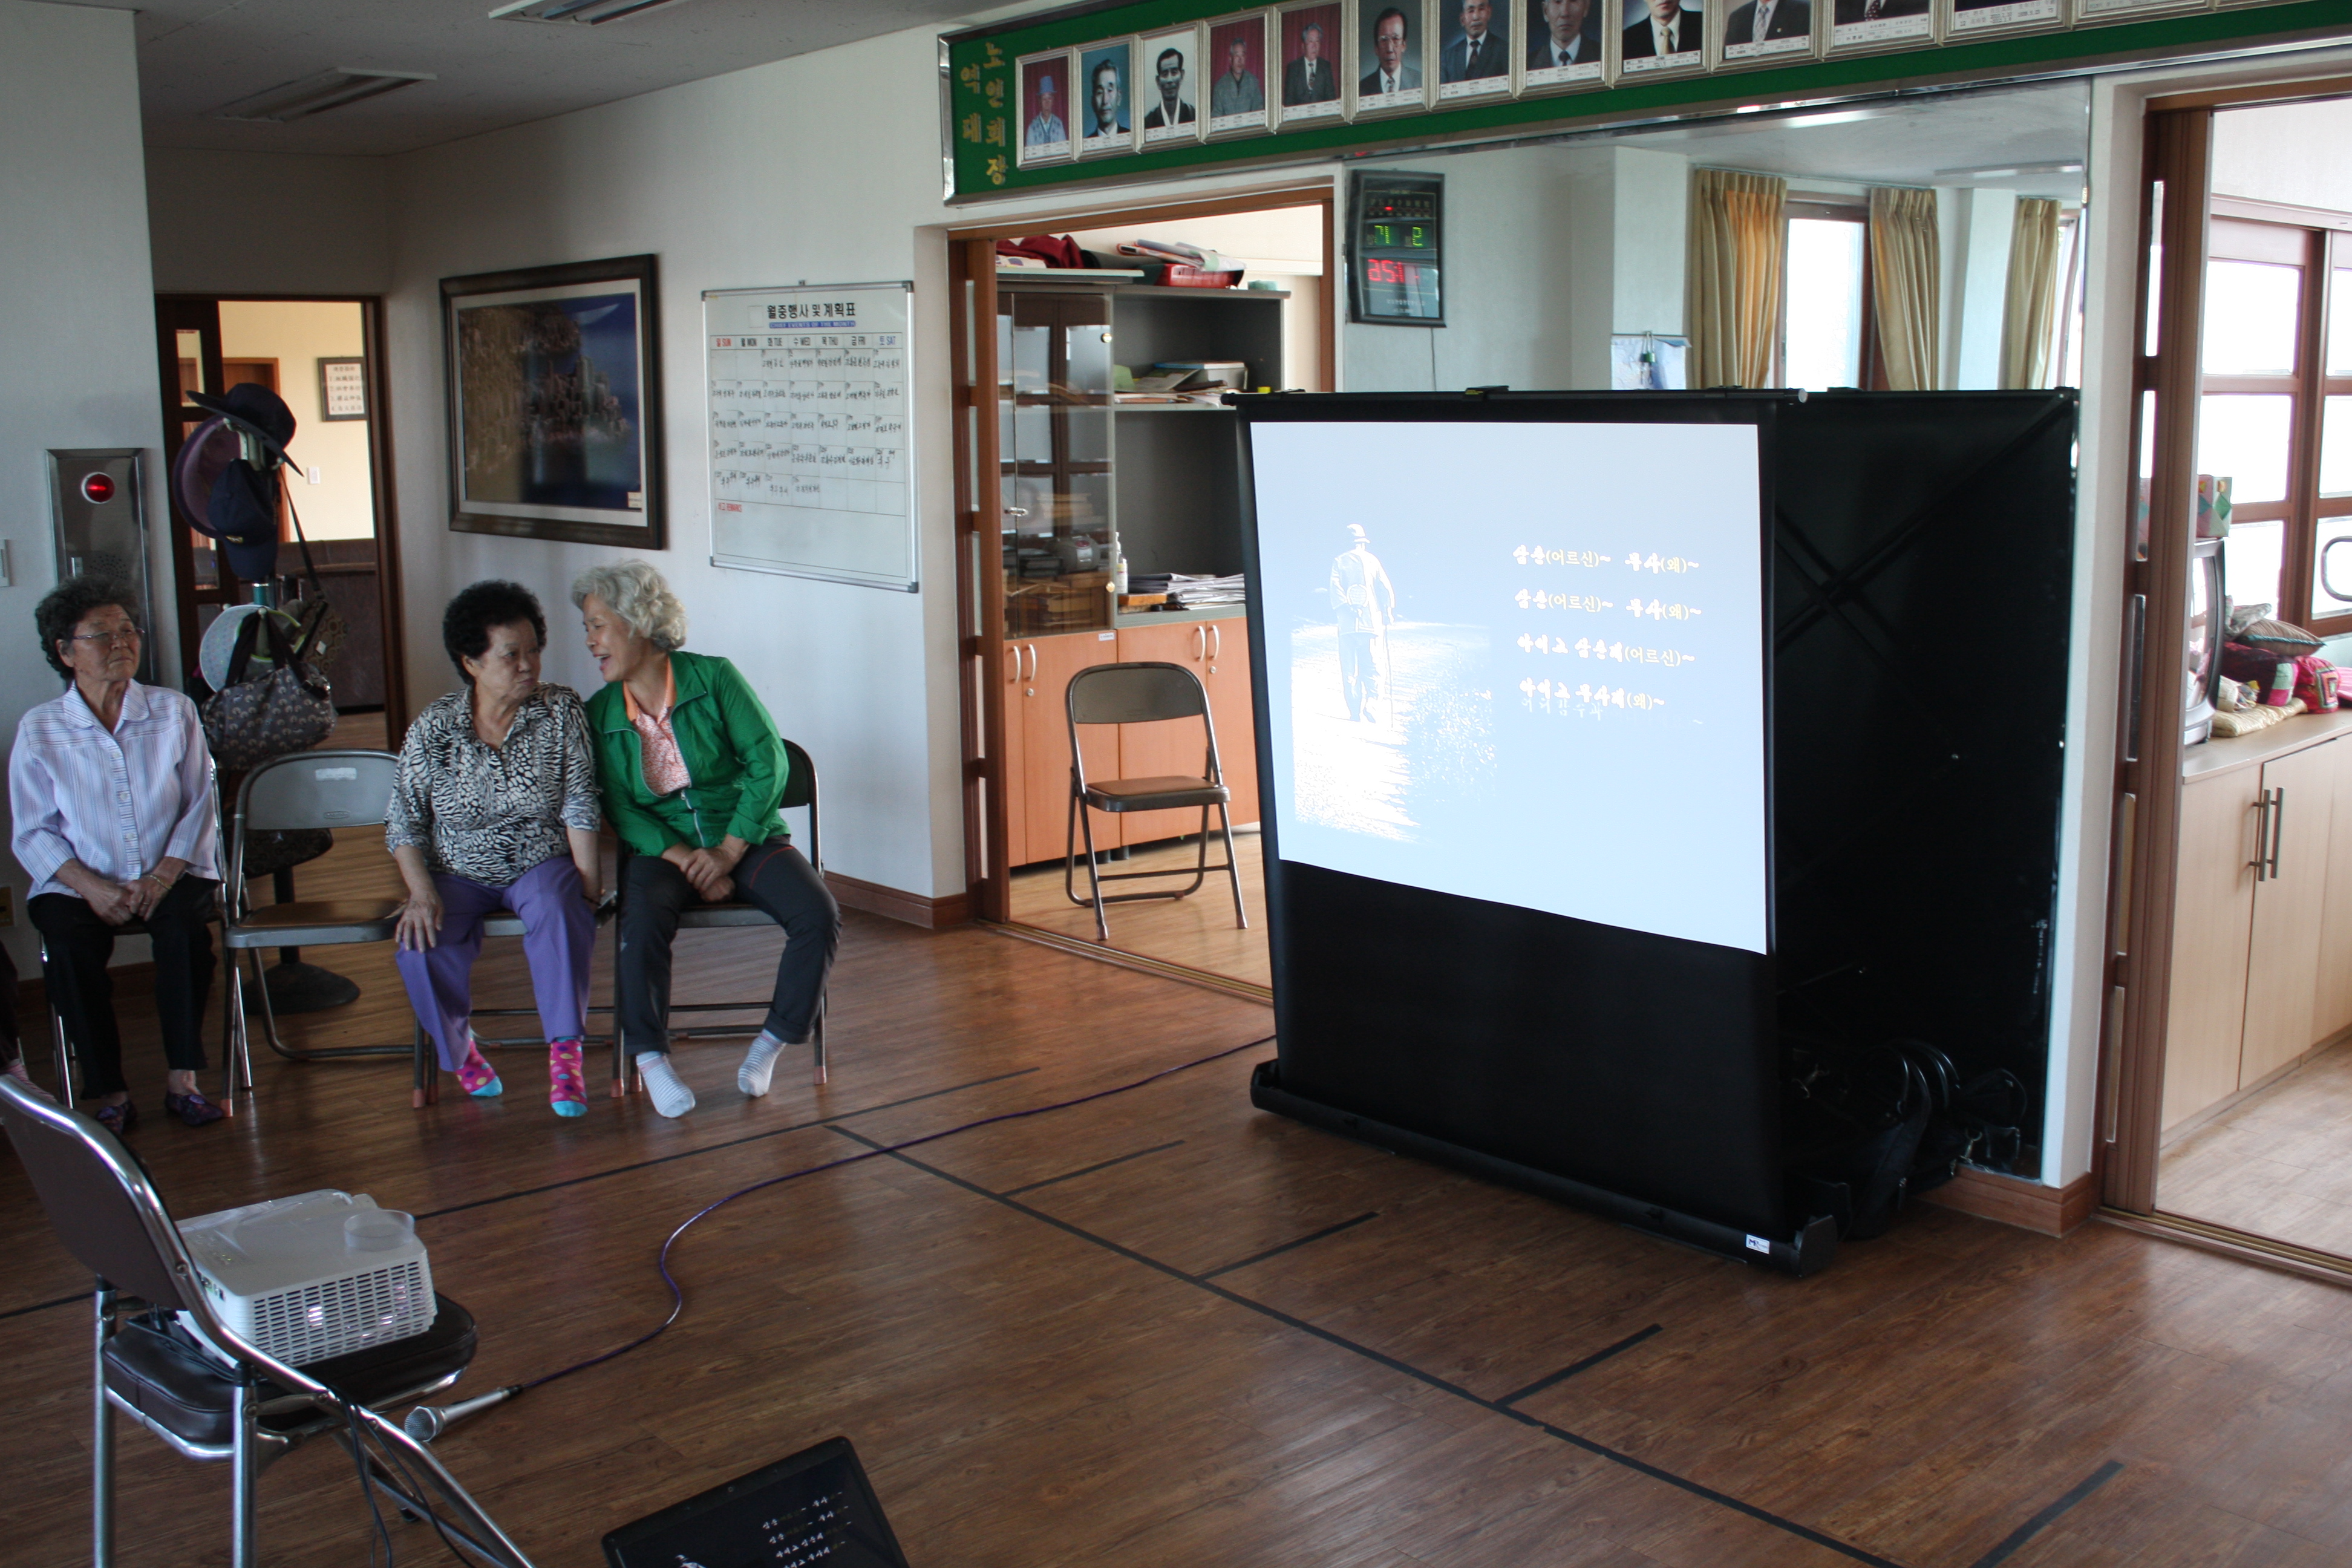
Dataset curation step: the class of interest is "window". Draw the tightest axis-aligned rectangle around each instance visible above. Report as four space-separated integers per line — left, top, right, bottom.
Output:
1781 202 1868 391
2198 212 2352 630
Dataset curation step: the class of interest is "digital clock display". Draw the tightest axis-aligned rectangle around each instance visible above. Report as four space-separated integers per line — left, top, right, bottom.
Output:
1362 258 1440 319
1350 169 1445 326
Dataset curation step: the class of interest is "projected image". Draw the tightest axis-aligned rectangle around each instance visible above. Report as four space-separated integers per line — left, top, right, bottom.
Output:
1252 419 1768 953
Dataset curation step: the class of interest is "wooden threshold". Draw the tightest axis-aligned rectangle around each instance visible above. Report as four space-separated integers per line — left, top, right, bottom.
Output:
2099 1208 2352 1289
984 918 1273 1005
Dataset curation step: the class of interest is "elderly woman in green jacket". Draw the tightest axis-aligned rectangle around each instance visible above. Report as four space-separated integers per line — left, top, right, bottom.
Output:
572 561 840 1118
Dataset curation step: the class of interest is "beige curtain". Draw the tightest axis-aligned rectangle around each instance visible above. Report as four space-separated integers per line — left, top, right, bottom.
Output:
1867 187 1940 391
1999 198 2063 390
1687 169 1787 390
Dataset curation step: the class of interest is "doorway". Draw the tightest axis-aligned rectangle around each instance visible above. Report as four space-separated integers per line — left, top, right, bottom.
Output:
952 188 1335 996
154 295 407 730
2107 83 2352 1273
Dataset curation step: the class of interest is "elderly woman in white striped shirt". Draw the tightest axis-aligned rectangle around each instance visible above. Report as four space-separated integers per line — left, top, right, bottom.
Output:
8 577 223 1134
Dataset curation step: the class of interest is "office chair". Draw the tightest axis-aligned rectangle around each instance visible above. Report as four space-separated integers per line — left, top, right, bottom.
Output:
1063 661 1249 943
0 1074 534 1568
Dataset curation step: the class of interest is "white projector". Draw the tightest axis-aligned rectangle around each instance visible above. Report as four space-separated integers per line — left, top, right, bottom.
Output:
175 1190 435 1366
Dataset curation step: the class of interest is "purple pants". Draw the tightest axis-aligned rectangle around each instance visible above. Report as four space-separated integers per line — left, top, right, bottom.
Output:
395 855 595 1073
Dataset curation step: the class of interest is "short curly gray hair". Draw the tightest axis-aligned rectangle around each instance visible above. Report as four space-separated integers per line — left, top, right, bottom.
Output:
570 560 687 651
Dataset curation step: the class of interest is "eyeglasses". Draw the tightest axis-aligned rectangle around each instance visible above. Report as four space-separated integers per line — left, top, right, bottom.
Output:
67 625 143 647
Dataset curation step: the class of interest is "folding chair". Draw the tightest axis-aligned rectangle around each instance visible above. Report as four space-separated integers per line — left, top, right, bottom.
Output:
0 1075 535 1568
612 736 829 1096
218 750 408 1099
1063 661 1249 943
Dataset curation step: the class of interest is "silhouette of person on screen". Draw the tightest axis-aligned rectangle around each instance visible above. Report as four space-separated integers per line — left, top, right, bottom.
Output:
1330 524 1396 722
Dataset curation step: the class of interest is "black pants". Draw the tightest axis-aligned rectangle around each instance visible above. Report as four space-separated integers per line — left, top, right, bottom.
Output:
31 877 218 1098
616 840 839 1055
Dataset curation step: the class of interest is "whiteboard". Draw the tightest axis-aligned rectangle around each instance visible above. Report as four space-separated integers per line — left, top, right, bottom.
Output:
703 282 917 591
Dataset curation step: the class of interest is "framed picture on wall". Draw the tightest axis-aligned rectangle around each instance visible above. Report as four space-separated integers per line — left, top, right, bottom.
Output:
1275 1 1347 125
1616 0 1707 76
1944 0 2063 39
1206 13 1275 137
1078 38 1140 156
1520 0 1606 90
440 253 666 549
1437 0 1515 101
1824 0 1932 54
318 357 367 420
1717 0 1817 66
2075 0 2205 24
1138 25 1207 145
1016 50 1075 165
1353 0 1434 116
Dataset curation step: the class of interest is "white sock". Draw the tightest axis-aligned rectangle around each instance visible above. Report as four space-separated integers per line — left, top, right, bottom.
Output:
737 1031 788 1098
635 1052 696 1118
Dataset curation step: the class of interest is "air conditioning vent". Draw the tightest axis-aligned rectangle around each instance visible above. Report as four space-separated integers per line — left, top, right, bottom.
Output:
489 0 694 24
212 69 435 123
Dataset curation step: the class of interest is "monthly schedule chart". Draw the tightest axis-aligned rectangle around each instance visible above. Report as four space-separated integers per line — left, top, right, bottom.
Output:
702 282 917 590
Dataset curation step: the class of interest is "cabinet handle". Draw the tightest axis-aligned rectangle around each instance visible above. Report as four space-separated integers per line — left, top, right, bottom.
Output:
1027 642 1038 684
1210 623 1222 660
2269 785 2287 880
2252 791 2271 881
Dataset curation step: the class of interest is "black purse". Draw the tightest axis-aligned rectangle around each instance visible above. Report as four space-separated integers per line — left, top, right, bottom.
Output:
200 607 335 773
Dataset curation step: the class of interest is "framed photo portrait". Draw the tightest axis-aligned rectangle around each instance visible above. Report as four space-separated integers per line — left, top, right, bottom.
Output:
1078 39 1138 157
1718 0 1815 64
1438 0 1515 100
1944 0 2062 38
1139 25 1206 145
1275 2 1347 125
2075 0 2202 23
1207 13 1274 137
1356 0 1433 116
442 253 664 549
1521 0 1606 88
1826 0 1931 53
1617 0 1706 71
1017 50 1075 165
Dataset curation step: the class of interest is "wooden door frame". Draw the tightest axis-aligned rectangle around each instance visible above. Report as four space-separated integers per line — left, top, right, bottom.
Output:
949 180 1337 922
152 293 410 740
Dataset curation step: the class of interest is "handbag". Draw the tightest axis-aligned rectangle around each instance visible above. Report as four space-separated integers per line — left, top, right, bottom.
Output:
201 606 335 772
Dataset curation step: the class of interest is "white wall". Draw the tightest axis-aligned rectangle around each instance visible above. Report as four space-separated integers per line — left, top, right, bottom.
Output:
0 1 166 973
146 148 391 298
2212 97 2352 213
218 301 374 540
1942 186 2019 391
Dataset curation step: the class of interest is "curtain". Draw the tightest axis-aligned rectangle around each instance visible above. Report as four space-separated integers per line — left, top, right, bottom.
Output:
1999 197 2063 390
1687 169 1787 390
1867 187 1941 391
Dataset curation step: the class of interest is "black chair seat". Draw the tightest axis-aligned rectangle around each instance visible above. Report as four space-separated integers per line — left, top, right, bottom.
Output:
103 1294 477 1449
1082 775 1230 811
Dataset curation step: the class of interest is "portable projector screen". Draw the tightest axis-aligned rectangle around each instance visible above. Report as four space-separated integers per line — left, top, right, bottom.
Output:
1251 417 1768 954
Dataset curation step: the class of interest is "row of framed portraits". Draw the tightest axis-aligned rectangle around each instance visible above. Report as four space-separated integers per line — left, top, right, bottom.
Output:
1015 0 2233 166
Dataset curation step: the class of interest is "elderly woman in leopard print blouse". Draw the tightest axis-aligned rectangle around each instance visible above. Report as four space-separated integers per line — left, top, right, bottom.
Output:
387 580 603 1117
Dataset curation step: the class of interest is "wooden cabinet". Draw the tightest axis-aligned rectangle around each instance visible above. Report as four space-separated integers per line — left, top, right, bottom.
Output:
2162 768 2260 1133
2239 742 2337 1085
1008 630 1126 867
2164 717 2352 1134
1109 618 1258 846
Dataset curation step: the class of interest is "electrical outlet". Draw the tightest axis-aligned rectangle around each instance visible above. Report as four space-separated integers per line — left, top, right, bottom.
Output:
307 466 323 485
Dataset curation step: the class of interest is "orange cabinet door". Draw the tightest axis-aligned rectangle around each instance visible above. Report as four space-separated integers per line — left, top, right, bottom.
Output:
1201 618 1259 828
999 642 1029 870
1113 621 1215 846
1026 630 1125 864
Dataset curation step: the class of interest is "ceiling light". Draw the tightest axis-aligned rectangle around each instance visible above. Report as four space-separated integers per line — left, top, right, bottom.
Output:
212 68 435 123
1933 160 2085 179
489 0 694 23
1783 108 1881 129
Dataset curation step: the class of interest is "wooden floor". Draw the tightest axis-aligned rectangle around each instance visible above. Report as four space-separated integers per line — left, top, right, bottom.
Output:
11 731 2352 1564
1010 831 1270 989
2160 1037 2352 1259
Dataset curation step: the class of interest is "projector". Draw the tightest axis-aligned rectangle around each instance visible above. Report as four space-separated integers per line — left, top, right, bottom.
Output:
174 1190 435 1366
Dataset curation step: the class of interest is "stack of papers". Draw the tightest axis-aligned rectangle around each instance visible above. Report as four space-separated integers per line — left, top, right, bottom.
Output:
1128 572 1247 607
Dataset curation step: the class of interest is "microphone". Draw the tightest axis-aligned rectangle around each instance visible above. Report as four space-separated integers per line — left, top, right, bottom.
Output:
403 1385 522 1443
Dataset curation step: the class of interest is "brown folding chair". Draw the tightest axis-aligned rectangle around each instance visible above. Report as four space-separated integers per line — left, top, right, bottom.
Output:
1063 661 1249 942
0 1075 534 1567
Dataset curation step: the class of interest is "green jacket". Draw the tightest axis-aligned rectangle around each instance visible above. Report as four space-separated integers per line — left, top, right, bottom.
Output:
584 649 788 857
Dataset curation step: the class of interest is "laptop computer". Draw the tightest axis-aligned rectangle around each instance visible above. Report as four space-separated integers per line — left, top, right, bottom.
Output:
601 1436 910 1568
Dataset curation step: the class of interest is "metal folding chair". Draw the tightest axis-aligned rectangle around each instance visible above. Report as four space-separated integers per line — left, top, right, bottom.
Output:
218 750 407 1099
1063 661 1249 943
612 736 829 1096
0 1075 534 1568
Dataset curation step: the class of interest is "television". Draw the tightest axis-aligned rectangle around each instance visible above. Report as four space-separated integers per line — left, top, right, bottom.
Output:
2185 536 2223 746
